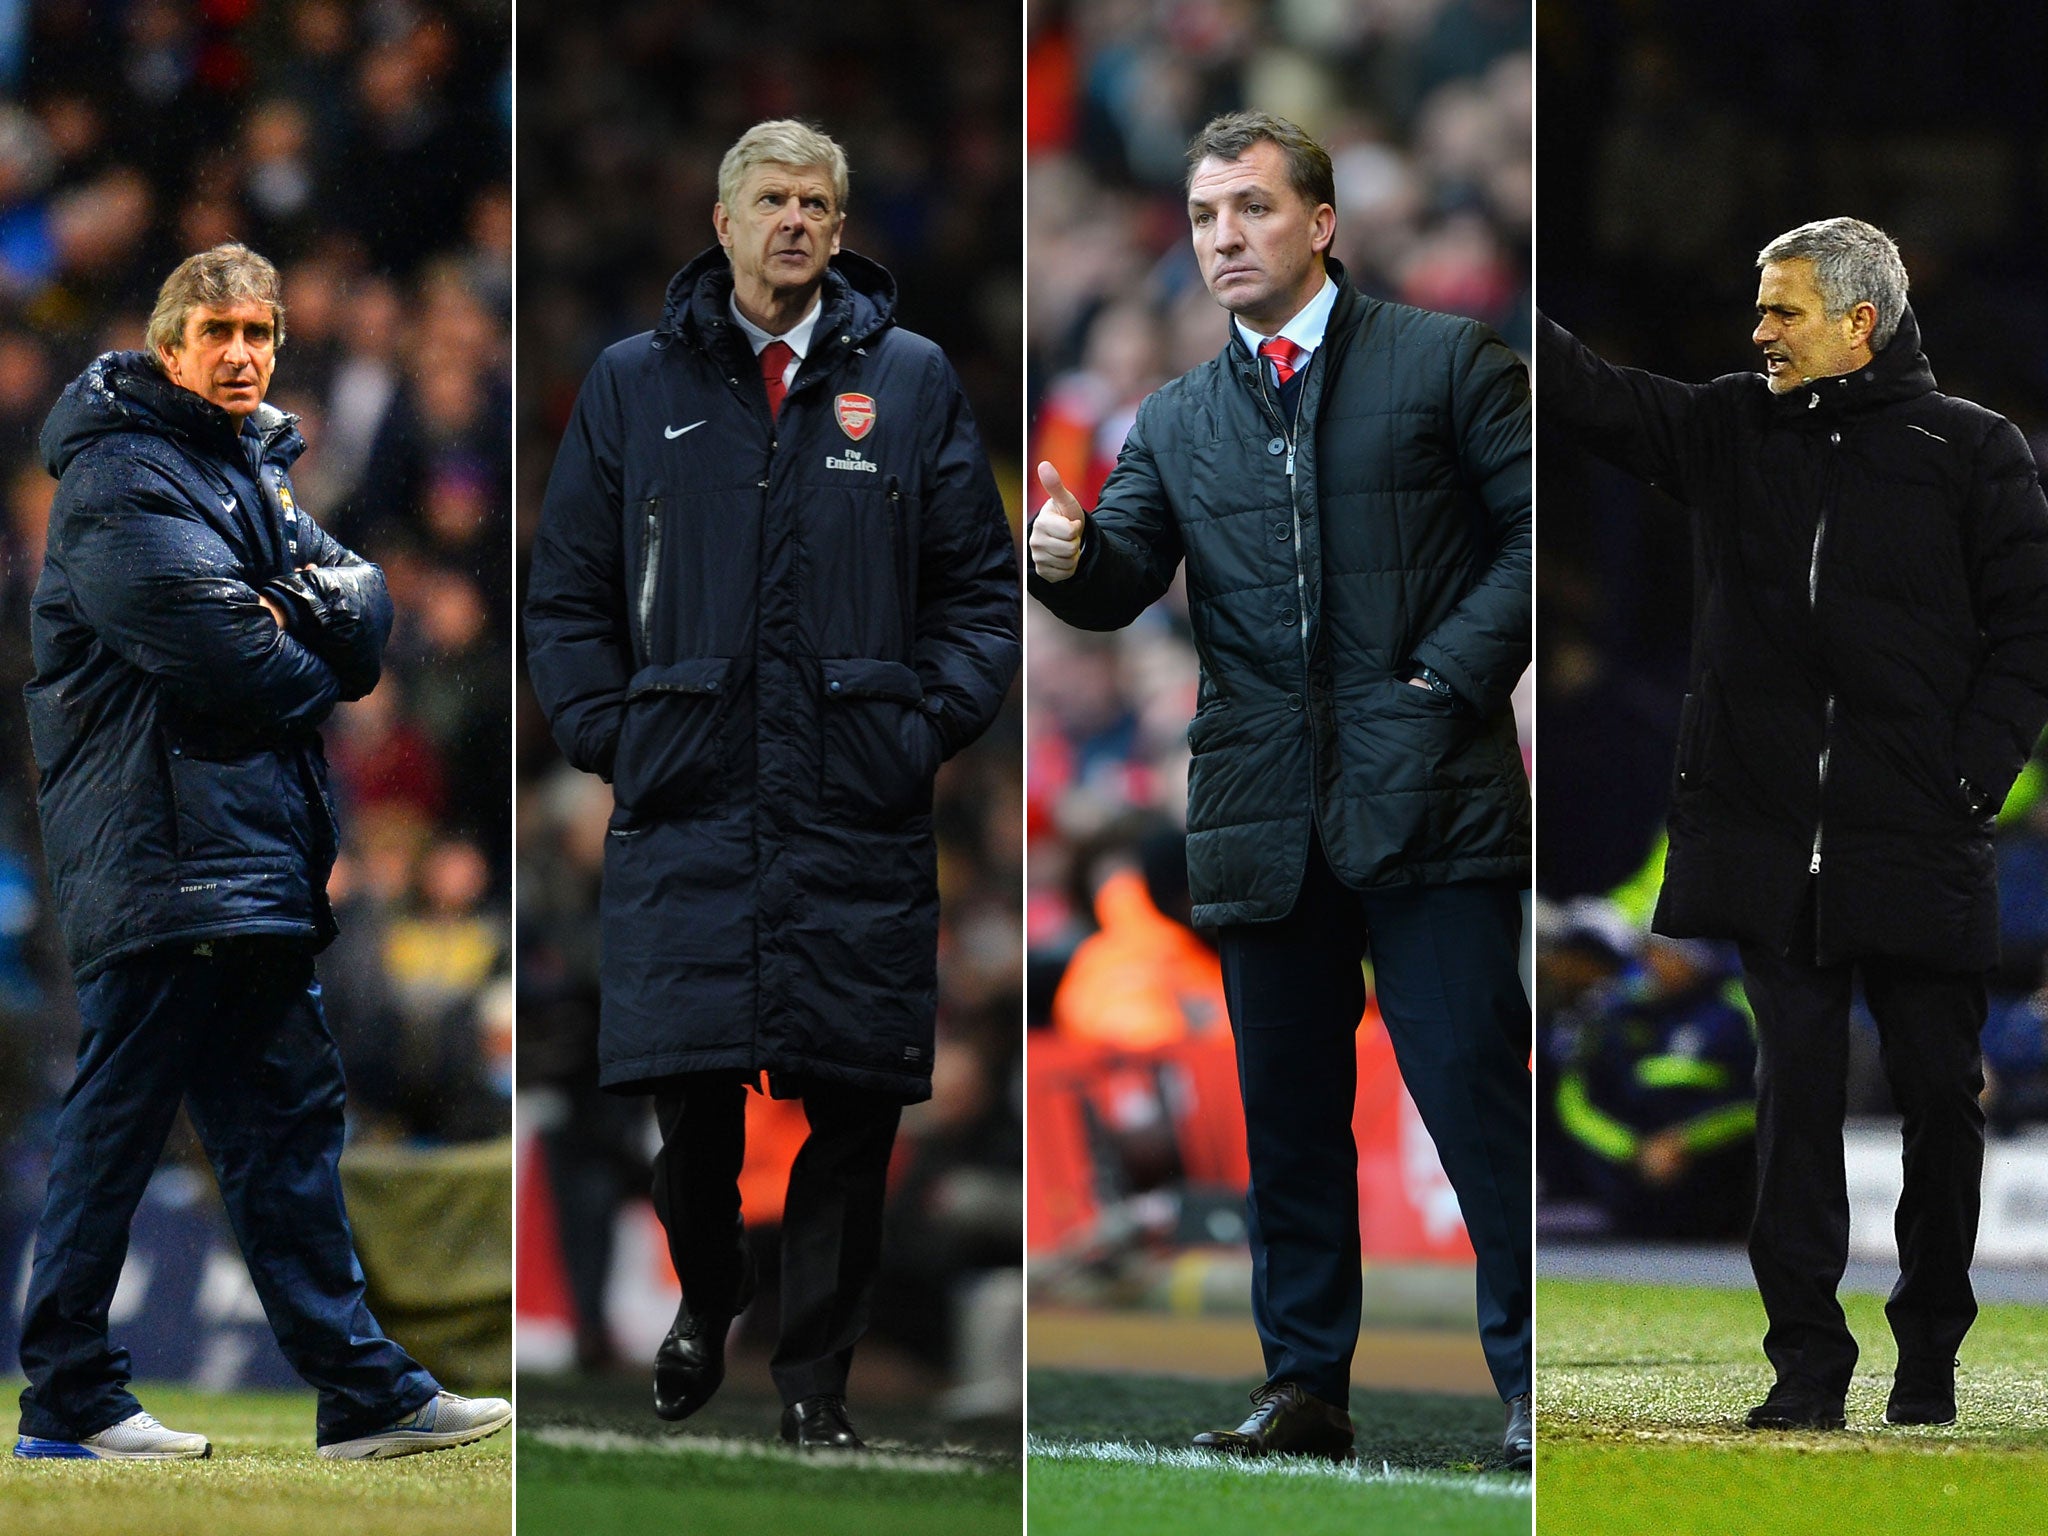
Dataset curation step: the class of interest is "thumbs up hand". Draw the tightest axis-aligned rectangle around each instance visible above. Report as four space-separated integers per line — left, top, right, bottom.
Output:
1030 461 1088 583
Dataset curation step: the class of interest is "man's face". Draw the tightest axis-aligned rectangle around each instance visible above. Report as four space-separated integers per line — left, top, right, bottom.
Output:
713 161 843 312
158 300 277 416
1188 140 1335 334
1752 259 1872 393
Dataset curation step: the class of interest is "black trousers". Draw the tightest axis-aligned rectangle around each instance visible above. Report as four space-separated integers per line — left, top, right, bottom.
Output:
1218 836 1532 1406
1739 938 1987 1396
651 1074 901 1405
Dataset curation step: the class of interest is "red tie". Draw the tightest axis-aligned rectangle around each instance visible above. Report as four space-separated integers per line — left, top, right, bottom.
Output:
1259 337 1305 385
761 339 795 418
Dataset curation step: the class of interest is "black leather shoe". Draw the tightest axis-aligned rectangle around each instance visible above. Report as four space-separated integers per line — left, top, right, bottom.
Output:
1192 1382 1354 1461
779 1395 865 1450
653 1246 756 1422
1744 1380 1846 1430
1886 1358 1957 1426
1504 1392 1532 1468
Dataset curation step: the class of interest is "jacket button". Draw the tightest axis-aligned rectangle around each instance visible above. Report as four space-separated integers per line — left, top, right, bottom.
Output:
1286 693 1303 711
828 680 841 693
1829 431 1841 444
1274 522 1290 541
1280 607 1296 625
1267 437 1285 455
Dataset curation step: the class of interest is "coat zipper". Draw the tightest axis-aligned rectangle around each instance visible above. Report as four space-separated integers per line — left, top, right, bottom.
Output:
635 498 662 663
1808 425 1840 875
1255 366 1310 661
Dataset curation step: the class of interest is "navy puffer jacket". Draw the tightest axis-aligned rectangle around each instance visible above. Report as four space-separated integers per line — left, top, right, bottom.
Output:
524 250 1019 1101
29 351 392 980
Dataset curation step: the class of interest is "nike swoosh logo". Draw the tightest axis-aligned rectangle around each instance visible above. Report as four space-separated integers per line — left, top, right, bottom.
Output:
665 422 705 439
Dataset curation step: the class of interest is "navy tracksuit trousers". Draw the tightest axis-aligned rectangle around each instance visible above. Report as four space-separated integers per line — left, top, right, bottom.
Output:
1219 835 1533 1407
16 940 438 1444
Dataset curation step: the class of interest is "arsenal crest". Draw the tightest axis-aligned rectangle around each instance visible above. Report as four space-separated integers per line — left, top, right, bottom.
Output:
834 393 876 441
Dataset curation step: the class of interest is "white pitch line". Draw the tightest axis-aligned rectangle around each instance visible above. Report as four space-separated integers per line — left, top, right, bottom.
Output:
527 1425 999 1475
1027 1436 1531 1497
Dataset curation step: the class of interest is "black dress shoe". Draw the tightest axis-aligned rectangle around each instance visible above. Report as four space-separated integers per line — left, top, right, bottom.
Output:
1744 1380 1846 1430
1192 1382 1354 1461
1886 1358 1957 1426
779 1395 865 1450
653 1247 757 1422
1504 1392 1532 1468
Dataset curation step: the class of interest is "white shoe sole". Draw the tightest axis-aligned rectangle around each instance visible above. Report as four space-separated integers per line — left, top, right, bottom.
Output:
317 1408 511 1461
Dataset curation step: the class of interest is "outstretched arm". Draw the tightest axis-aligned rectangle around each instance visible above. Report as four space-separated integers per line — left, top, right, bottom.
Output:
1537 310 1715 498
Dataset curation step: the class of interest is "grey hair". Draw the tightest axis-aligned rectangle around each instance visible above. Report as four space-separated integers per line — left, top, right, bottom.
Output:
716 119 848 217
146 243 285 359
1756 217 1909 351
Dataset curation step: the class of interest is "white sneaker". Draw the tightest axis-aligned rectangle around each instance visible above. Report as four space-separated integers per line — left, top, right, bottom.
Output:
13 1410 213 1460
316 1391 511 1460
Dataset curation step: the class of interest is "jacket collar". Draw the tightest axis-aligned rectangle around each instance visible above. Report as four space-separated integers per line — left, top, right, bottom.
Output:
1764 303 1937 421
41 350 303 479
654 247 898 379
1224 258 1364 382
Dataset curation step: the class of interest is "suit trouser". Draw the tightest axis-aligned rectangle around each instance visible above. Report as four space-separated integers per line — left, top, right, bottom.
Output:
1218 835 1533 1406
17 940 438 1444
1738 939 1986 1396
652 1073 901 1405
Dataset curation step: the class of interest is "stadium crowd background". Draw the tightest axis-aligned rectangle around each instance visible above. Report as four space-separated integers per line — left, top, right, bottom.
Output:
1025 0 1532 1261
1538 0 2048 1236
0 0 512 1378
513 1 1024 1415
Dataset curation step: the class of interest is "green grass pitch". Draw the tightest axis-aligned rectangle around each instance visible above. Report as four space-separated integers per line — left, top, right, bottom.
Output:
0 1383 508 1536
1026 1368 1529 1536
1537 1276 2048 1536
512 1371 1021 1536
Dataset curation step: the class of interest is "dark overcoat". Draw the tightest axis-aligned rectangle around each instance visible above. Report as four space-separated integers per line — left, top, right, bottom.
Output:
1539 309 2048 969
1030 264 1532 924
31 352 390 980
524 250 1019 1100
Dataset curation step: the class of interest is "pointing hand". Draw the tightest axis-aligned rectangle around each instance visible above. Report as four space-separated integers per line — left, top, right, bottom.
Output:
1030 461 1088 584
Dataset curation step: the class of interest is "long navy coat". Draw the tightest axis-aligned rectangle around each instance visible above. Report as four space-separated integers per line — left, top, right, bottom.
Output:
30 351 392 980
524 250 1019 1101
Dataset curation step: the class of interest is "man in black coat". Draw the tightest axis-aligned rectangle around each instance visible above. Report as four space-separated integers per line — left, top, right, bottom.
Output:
524 121 1019 1449
14 245 509 1461
1030 112 1533 1465
1540 217 2048 1429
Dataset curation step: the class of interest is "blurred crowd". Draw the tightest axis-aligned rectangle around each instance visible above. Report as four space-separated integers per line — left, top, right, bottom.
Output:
1537 0 2048 1233
514 1 1023 1411
0 0 512 1251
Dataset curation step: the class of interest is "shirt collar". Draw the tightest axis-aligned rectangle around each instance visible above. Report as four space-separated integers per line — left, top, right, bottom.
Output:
728 292 823 359
1234 273 1339 359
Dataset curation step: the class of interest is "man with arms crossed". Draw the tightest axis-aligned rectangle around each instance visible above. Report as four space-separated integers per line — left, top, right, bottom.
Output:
1540 218 2048 1428
525 120 1018 1449
14 244 509 1460
1032 112 1533 1465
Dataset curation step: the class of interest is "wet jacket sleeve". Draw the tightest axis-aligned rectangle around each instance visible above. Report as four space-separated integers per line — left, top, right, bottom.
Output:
64 476 339 733
1955 415 2048 804
263 518 394 701
524 356 633 779
914 351 1022 760
1026 395 1185 631
1410 323 1532 715
1537 311 1715 500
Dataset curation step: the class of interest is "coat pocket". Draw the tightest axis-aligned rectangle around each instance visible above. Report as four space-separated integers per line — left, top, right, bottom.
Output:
612 657 733 817
165 739 296 868
820 657 939 825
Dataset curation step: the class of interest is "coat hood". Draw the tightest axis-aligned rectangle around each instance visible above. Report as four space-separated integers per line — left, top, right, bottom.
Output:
41 349 305 480
654 247 898 360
